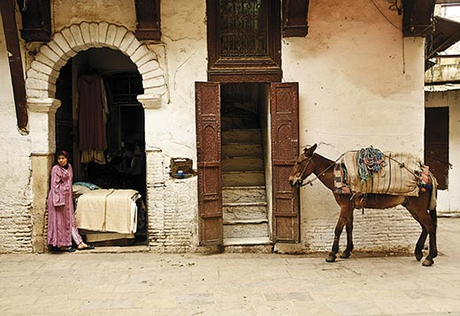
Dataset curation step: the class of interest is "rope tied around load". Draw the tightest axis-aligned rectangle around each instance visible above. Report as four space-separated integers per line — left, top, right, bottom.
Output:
357 146 386 183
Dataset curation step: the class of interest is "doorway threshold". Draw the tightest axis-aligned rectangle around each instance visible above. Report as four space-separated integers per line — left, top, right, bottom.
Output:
74 245 150 254
223 237 273 253
224 237 272 246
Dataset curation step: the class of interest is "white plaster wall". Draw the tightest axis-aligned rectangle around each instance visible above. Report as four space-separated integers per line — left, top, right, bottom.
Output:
1 0 429 253
282 0 425 251
146 0 207 160
52 0 137 31
143 0 207 251
425 91 460 214
0 14 33 252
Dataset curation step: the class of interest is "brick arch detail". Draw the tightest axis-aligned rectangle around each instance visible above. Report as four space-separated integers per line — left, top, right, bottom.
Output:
26 22 167 99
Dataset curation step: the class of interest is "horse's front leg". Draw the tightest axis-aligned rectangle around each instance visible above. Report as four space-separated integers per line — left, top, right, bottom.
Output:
415 226 427 262
340 211 354 259
326 208 349 263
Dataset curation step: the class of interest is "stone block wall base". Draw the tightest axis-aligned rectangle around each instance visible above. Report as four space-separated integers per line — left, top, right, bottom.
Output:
273 243 303 254
31 153 53 253
195 245 225 254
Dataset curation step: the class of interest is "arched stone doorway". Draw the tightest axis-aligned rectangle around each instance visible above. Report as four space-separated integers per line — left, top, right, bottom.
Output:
27 22 167 252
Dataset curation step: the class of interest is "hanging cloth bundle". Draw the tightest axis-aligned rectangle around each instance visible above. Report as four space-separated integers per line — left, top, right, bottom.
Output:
77 73 109 164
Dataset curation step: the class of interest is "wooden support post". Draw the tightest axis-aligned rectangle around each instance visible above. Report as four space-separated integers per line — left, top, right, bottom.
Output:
17 0 51 42
0 0 28 131
134 0 161 41
282 0 310 37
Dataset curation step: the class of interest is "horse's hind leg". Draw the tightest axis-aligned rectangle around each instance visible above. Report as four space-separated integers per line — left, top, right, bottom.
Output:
422 208 438 267
406 199 438 266
340 212 354 259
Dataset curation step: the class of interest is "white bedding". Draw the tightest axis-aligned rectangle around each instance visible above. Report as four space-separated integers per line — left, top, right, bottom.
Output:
76 189 139 234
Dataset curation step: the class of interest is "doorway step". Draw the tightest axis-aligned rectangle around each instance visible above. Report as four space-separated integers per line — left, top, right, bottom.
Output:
222 128 272 252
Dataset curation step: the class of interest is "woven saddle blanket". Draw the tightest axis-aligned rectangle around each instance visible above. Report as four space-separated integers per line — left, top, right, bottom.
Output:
335 151 422 196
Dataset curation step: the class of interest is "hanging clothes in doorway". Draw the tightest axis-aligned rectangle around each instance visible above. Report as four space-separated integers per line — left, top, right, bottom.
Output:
77 73 109 164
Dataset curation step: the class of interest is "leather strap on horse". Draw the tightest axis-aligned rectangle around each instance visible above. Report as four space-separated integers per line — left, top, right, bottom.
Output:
300 152 347 187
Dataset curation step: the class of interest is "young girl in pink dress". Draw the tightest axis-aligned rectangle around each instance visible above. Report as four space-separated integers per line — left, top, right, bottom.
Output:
47 150 94 252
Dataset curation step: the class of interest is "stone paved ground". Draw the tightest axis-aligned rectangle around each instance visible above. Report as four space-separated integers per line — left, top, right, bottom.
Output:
1 218 460 316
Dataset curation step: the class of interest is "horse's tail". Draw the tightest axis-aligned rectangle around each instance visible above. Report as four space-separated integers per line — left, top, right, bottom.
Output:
430 207 437 225
428 172 438 229
428 173 438 211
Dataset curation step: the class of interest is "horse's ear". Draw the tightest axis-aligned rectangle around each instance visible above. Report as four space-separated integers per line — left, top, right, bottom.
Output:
304 143 317 157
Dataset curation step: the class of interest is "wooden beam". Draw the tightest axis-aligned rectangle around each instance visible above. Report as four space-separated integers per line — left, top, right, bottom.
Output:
403 0 436 37
426 17 460 59
16 0 51 42
134 0 161 41
282 0 310 37
1 0 28 131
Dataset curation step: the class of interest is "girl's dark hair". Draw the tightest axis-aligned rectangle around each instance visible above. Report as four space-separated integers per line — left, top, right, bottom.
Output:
55 149 69 160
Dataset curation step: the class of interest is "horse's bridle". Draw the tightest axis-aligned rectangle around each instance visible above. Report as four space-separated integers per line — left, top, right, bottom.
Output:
296 152 341 187
296 154 314 187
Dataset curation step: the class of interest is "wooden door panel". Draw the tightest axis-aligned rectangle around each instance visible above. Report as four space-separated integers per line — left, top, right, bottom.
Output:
270 82 300 242
196 82 223 245
274 166 296 199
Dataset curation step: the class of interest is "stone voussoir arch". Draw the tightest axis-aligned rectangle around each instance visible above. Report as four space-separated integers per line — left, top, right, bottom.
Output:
26 21 167 100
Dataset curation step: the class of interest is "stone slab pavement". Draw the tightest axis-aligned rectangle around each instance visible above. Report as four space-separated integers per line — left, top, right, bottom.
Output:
1 217 460 316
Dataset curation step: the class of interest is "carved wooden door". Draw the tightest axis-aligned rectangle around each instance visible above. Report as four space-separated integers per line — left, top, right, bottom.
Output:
270 82 300 242
195 82 223 245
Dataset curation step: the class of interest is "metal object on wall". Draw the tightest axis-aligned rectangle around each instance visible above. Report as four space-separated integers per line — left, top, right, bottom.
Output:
170 157 196 179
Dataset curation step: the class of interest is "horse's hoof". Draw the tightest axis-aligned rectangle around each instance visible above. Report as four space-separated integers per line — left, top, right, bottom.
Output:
340 252 351 259
415 252 423 262
422 258 434 267
326 254 336 262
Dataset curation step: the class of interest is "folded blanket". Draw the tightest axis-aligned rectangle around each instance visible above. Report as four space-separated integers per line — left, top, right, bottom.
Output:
105 189 138 234
342 151 420 196
76 189 115 231
76 189 139 234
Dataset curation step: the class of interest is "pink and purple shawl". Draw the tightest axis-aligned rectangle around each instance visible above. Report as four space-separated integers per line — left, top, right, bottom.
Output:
47 164 74 247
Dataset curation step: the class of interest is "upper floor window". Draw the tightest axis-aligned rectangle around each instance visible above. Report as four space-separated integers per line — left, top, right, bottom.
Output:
220 0 268 57
207 0 281 82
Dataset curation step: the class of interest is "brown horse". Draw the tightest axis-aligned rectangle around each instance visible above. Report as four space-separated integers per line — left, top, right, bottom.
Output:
289 144 438 266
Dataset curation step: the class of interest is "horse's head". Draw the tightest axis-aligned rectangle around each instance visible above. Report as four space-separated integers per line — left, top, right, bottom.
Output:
289 144 318 187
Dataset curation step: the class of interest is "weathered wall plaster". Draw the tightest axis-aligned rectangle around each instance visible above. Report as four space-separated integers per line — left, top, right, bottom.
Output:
282 0 425 251
0 0 430 253
53 0 137 31
139 0 207 252
0 14 33 253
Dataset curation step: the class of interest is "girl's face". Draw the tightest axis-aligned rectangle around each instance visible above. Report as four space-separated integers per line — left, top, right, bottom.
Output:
57 155 68 167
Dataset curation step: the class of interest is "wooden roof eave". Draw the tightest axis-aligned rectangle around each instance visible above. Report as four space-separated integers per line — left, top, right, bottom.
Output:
1 0 28 133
